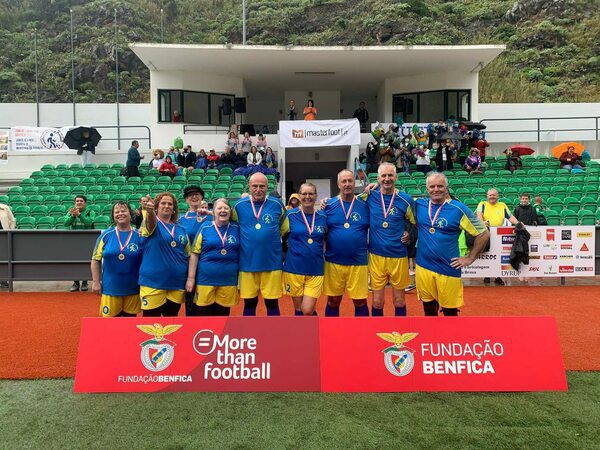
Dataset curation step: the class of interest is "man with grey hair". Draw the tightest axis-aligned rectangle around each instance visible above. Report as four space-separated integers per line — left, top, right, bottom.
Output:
413 172 489 316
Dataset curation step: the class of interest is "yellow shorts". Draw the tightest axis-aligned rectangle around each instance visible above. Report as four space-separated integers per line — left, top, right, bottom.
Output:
195 285 239 307
99 294 141 317
139 285 186 310
239 270 283 299
323 262 369 299
368 253 410 290
415 265 464 309
283 272 324 298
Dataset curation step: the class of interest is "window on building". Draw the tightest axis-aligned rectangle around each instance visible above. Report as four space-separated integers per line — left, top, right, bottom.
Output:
158 89 235 125
392 90 471 123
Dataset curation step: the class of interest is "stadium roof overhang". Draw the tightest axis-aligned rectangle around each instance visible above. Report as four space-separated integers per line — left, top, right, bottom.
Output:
130 44 505 97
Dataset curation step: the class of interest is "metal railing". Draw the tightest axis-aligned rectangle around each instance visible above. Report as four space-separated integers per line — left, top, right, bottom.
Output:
184 124 280 135
480 116 600 142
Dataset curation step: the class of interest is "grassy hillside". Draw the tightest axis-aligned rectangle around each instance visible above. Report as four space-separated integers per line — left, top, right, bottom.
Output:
0 0 598 103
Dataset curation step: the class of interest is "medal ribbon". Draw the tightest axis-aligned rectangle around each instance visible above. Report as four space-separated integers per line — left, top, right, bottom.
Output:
213 222 230 249
157 218 176 241
428 200 445 229
339 195 356 222
184 211 197 219
115 228 133 253
380 189 397 219
250 198 266 223
300 208 316 237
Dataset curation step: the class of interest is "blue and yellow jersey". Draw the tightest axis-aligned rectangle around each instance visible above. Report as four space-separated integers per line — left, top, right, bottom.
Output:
360 187 416 258
192 222 240 287
280 208 327 276
476 201 512 227
177 211 213 243
415 198 487 277
231 196 285 272
323 196 370 266
92 227 143 296
138 219 191 290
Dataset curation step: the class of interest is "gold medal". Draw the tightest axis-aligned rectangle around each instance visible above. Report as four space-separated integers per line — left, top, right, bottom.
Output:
307 238 313 244
255 223 261 230
382 221 388 228
429 227 435 234
343 222 350 229
170 240 177 247
118 253 125 260
221 249 227 255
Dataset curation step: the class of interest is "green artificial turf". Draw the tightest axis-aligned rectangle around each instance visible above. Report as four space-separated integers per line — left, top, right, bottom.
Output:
1 372 599 449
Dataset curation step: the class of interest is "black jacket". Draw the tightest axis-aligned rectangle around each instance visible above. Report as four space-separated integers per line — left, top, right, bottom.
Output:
177 151 197 168
510 226 530 271
513 205 539 226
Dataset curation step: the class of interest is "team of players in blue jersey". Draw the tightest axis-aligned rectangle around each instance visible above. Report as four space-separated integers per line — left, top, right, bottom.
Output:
91 164 489 318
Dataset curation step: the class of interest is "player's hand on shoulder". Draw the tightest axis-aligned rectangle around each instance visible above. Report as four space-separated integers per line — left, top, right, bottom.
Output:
364 182 378 194
319 197 330 210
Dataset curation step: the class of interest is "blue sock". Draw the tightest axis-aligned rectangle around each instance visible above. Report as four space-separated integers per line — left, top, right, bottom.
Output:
371 307 384 317
394 305 407 316
294 309 303 316
354 304 369 317
243 307 256 316
311 310 318 316
266 306 280 316
265 299 280 316
325 304 340 317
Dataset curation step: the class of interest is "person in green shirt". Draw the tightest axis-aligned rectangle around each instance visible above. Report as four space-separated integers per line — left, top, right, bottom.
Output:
65 195 95 291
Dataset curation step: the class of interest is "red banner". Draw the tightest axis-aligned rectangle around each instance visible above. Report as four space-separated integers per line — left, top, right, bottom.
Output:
74 317 321 392
319 317 567 392
75 317 567 393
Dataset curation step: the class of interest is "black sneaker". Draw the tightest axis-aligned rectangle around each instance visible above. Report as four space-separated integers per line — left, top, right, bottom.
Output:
483 277 491 284
404 284 416 292
69 282 80 292
80 281 89 291
494 277 505 286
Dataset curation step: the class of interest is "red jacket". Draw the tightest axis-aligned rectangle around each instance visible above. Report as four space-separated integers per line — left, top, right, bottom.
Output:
159 161 177 174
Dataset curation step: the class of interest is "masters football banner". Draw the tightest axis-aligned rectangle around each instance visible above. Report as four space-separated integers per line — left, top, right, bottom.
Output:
462 226 595 278
75 316 566 393
9 126 69 151
279 118 361 148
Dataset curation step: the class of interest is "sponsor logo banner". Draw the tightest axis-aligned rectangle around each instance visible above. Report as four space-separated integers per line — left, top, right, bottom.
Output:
9 126 72 151
279 119 361 148
76 317 567 393
319 317 566 392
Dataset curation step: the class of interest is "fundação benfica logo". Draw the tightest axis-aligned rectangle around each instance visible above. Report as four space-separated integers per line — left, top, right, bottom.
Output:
136 323 182 372
377 332 418 377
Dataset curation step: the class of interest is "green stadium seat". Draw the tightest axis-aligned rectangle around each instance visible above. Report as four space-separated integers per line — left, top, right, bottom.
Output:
111 163 125 170
203 175 217 183
526 169 542 177
27 195 44 205
39 186 56 196
230 183 245 192
60 195 75 207
172 175 186 184
471 188 487 198
580 197 597 212
219 167 233 175
550 186 567 198
103 185 119 195
100 204 113 216
93 216 111 229
578 210 595 225
127 177 142 186
45 170 60 178
95 176 111 187
94 194 110 205
596 208 600 225
33 178 50 187
55 186 72 196
553 176 570 187
12 205 31 218
20 178 35 187
29 171 44 179
86 205 102 216
546 197 563 213
136 185 151 196
44 194 60 206
112 176 127 186
150 184 166 195
503 187 519 198
65 177 81 187
228 192 242 201
513 169 527 177
87 186 103 196
81 177 96 187
560 210 578 225
0 195 8 204
97 163 111 170
493 178 510 188
187 176 203 185
35 216 55 230
200 183 214 192
41 164 55 171
17 217 36 229
104 169 118 177
120 185 135 194
30 205 48 219
178 202 189 213
142 176 157 184
49 205 67 218
55 164 69 170
71 186 87 196
9 195 27 206
127 194 141 205
22 186 40 196
539 177 554 187
562 197 580 213
74 170 87 178
156 176 172 185
455 188 470 198
214 183 229 191
541 169 556 176
110 194 127 203
206 169 219 176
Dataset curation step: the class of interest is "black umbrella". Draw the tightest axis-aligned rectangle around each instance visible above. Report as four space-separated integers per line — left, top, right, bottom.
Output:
437 131 465 141
460 121 487 130
63 126 102 150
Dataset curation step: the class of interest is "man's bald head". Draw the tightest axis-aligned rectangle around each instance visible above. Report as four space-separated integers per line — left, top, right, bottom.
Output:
249 172 268 202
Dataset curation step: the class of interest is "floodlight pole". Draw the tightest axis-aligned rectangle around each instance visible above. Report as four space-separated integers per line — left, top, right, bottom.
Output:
160 8 164 43
242 0 246 44
114 8 121 150
33 29 40 127
70 9 76 126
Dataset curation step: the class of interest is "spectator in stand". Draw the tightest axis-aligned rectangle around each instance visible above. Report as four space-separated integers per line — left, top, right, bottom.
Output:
172 110 182 122
159 156 178 179
513 193 540 226
286 193 300 210
472 137 489 161
195 149 208 170
416 130 428 147
126 140 144 178
132 196 148 228
241 132 253 153
287 100 297 120
207 149 219 168
303 99 317 120
533 195 548 225
234 147 248 168
217 146 236 171
435 139 455 172
394 145 410 175
559 145 584 171
247 146 262 166
76 129 96 167
476 188 521 286
65 195 96 292
464 148 482 174
365 142 379 174
226 131 239 152
166 146 179 163
505 149 522 173
415 146 431 174
353 101 369 132
263 147 277 169
150 149 165 169
177 145 197 172
256 133 268 153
